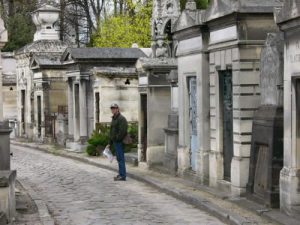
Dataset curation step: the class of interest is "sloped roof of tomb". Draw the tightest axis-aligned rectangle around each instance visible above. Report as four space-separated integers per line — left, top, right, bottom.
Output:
276 0 300 24
205 0 283 22
15 40 68 56
174 11 196 31
61 48 147 63
93 67 137 77
30 53 63 69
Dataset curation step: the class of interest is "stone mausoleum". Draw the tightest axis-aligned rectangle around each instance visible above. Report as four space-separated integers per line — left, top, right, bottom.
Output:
0 13 16 225
63 47 146 151
136 0 179 168
15 4 68 141
276 0 300 217
139 0 283 198
1 52 17 138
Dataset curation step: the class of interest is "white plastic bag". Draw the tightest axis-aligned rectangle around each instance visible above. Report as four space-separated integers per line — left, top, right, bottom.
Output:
103 146 114 163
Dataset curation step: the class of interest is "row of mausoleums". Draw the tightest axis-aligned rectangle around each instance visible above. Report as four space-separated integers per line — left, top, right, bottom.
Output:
15 5 147 151
15 1 300 218
135 0 300 218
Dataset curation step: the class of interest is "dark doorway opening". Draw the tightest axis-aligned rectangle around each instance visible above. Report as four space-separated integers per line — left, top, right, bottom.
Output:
21 90 26 134
37 96 42 137
219 70 233 181
95 92 100 124
141 94 148 161
296 79 300 153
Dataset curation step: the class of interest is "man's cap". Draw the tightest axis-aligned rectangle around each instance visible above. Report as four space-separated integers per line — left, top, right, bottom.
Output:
110 103 119 108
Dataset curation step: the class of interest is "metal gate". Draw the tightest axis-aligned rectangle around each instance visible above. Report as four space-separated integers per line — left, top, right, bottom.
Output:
44 114 56 139
189 77 198 171
220 71 233 181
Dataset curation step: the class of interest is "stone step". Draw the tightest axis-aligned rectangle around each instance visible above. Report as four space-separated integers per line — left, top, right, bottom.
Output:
0 211 7 224
125 152 138 166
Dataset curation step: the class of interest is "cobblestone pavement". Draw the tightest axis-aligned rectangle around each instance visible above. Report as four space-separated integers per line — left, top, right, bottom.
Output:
11 145 225 225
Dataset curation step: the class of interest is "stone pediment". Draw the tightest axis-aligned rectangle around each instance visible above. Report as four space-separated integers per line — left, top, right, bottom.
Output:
16 40 68 56
205 0 282 22
205 0 234 21
173 11 196 32
276 0 300 24
61 49 73 63
30 53 63 69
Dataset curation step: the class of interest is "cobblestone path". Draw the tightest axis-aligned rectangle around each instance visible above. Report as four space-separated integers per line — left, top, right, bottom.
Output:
11 145 225 225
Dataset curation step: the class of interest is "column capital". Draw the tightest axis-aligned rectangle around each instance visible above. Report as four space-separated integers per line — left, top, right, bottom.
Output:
281 167 300 177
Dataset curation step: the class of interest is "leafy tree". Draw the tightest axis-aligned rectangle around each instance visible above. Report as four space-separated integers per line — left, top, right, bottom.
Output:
91 1 152 48
0 0 37 51
2 13 35 51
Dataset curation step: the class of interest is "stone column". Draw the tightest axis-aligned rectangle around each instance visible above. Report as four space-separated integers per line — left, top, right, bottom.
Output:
276 2 300 215
0 17 7 121
67 79 73 139
79 79 87 141
0 121 12 170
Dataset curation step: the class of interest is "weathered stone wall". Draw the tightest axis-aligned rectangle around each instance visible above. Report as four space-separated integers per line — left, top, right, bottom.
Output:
208 14 278 195
277 3 300 214
2 86 17 120
176 34 210 183
94 76 139 124
0 171 16 223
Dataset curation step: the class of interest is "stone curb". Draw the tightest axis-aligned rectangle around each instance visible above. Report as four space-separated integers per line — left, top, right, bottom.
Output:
17 178 55 225
11 142 279 225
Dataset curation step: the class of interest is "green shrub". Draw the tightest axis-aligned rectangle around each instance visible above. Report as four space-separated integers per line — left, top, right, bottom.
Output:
86 124 111 156
86 123 139 156
125 123 138 152
86 144 99 156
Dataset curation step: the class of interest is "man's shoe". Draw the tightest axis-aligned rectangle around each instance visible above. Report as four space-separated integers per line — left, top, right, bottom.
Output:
114 176 126 181
114 175 121 179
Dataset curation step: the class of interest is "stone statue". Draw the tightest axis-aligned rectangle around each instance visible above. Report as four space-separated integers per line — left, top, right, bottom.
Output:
155 39 169 58
260 33 284 106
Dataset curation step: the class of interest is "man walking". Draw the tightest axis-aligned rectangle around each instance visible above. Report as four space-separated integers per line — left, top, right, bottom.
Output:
109 103 128 181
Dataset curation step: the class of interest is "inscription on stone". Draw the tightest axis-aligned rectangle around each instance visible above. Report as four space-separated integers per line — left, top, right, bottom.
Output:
260 33 283 106
287 40 300 63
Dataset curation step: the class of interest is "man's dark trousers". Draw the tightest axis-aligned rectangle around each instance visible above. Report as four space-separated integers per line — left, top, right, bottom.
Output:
114 142 126 178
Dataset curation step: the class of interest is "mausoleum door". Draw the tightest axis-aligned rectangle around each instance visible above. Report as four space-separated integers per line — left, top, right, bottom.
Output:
21 90 26 134
37 96 42 137
188 77 198 171
220 71 233 181
141 94 147 162
296 79 300 158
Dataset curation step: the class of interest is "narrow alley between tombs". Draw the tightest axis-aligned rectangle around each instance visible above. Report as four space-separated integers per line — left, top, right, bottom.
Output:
11 145 225 225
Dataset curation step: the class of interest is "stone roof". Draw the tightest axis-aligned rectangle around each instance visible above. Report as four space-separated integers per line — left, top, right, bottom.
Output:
173 10 199 32
15 40 68 56
31 54 62 67
276 0 300 24
205 0 282 22
63 48 147 61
